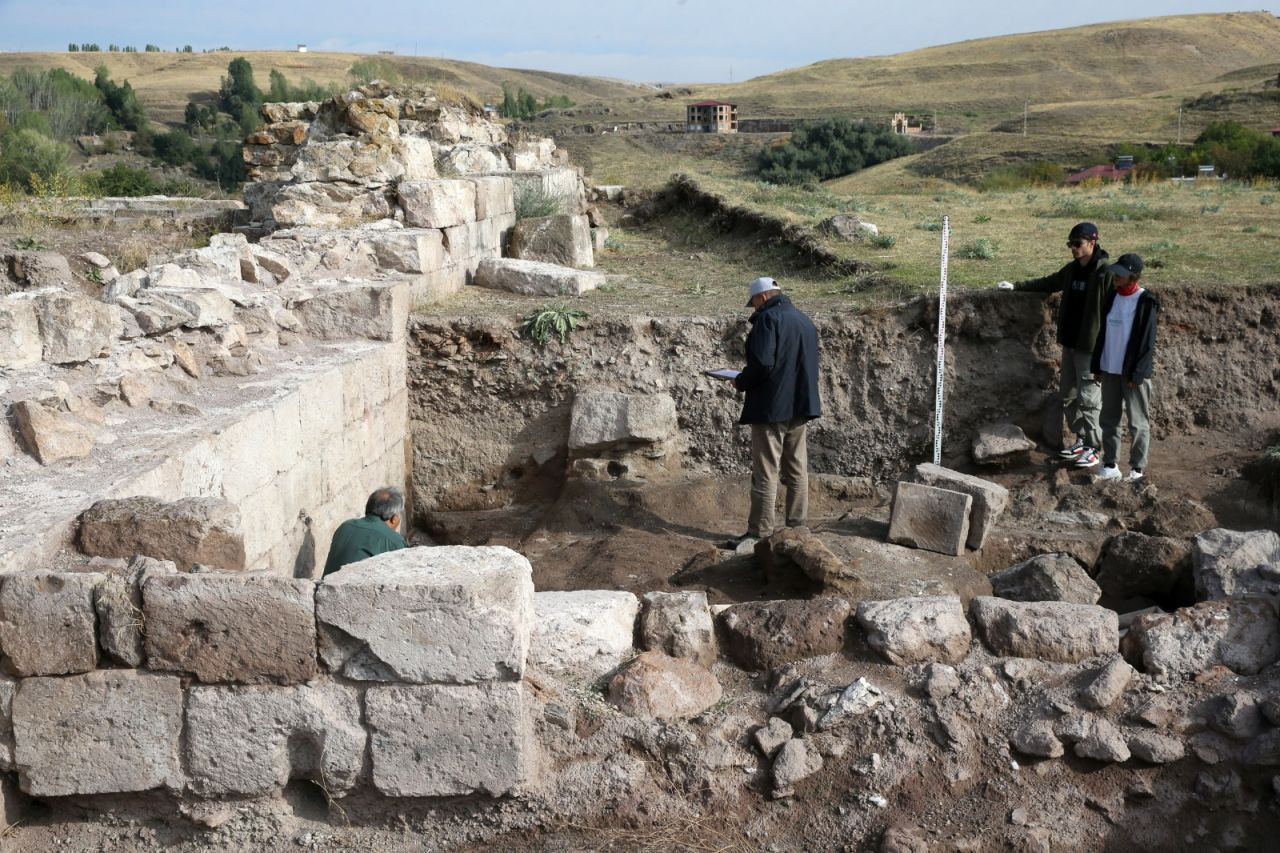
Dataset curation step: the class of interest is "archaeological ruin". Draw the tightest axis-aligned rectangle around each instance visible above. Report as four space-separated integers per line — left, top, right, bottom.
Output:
1 83 1280 850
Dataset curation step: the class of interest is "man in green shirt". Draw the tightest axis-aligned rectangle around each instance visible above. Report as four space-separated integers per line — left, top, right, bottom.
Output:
322 486 408 576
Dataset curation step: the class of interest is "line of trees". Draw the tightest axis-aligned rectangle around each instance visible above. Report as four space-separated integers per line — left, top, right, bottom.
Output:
69 44 194 53
499 84 573 119
756 118 912 184
1115 121 1280 179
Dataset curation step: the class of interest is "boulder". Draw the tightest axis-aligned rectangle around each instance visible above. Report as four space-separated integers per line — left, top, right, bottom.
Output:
508 214 594 268
12 399 95 464
398 178 478 228
1138 497 1217 538
9 251 73 287
293 281 408 342
989 553 1101 604
607 651 722 720
0 297 41 368
11 671 183 796
855 595 971 665
970 597 1118 663
888 481 972 556
971 423 1035 466
1122 596 1280 682
719 597 851 670
818 215 870 241
639 591 717 667
1078 656 1135 710
530 590 639 681
1096 532 1190 600
32 289 121 363
771 738 823 798
79 496 247 570
910 463 1009 550
316 546 534 684
1191 529 1280 600
569 389 678 452
0 572 100 675
473 256 603 296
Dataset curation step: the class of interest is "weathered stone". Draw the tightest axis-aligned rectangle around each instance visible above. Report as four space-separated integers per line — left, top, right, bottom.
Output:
95 555 176 667
143 573 317 684
720 597 851 670
293 281 408 342
186 682 365 796
1139 497 1217 538
368 228 446 274
640 591 717 666
1127 731 1185 764
889 481 972 556
473 256 603 296
1096 532 1191 600
148 287 236 329
289 138 406 185
758 528 854 593
817 677 884 731
972 423 1035 466
366 682 530 797
754 717 793 758
11 670 182 796
1122 596 1280 682
911 463 1009 550
469 175 515 219
272 181 392 228
1010 721 1064 758
0 675 13 771
569 389 678 452
970 596 1119 663
317 546 533 684
607 650 721 720
818 214 869 241
251 246 293 281
591 226 610 250
81 251 111 268
771 738 823 797
32 289 120 363
116 293 196 335
1059 715 1130 763
1205 693 1264 740
530 590 638 681
0 297 41 368
12 399 95 464
855 595 971 665
0 572 99 676
79 496 246 570
989 554 1101 605
1079 656 1135 710
398 178 477 228
508 214 594 268
9 251 73 287
1192 529 1280 600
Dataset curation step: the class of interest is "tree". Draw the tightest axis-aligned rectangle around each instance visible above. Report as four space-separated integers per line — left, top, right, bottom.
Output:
93 66 149 131
0 128 69 188
182 45 193 53
756 118 912 184
144 44 161 52
348 57 400 86
218 57 262 116
68 43 79 52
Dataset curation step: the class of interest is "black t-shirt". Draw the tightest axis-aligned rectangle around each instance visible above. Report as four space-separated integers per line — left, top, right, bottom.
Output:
1058 260 1092 347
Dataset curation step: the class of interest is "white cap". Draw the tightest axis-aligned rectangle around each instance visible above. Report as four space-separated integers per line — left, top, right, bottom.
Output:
746 276 780 306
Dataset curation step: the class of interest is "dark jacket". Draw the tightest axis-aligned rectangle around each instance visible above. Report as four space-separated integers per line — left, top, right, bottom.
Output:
323 514 407 576
1014 246 1114 351
1091 289 1159 383
733 293 821 425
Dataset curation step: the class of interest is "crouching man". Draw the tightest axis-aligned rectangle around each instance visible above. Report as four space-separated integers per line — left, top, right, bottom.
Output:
323 486 407 576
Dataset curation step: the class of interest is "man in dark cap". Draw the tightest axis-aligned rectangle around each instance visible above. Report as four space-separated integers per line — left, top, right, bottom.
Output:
997 222 1115 468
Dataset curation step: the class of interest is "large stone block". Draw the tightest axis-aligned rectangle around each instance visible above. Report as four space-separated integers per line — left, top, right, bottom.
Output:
186 682 365 797
143 573 318 684
368 228 446 274
0 572 100 676
294 281 408 342
970 596 1118 663
317 545 534 684
32 289 121 364
639 591 717 667
398 179 477 228
443 219 503 264
720 597 851 670
79 496 246 570
508 214 594 268
888 481 972 556
1192 529 1280 600
473 257 603 296
509 168 584 214
271 181 392 228
569 389 678 453
911 463 1009 550
989 553 1101 604
366 682 530 797
1123 596 1280 682
9 250 73 287
289 138 406 185
530 590 638 681
469 175 515 219
11 671 183 796
855 595 971 665
0 297 41 368
12 399 95 465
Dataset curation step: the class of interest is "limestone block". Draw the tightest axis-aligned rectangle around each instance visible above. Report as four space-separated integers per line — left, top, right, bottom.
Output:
294 281 408 342
0 572 100 676
12 399 95 465
473 257 603 296
888 482 972 556
0 297 41 368
186 681 365 797
32 289 121 363
394 136 437 180
271 181 392 228
607 651 722 720
508 214 594 268
511 137 556 171
143 573 318 684
369 228 446 274
116 293 196 335
911 463 1009 550
9 250 73 287
970 596 1118 663
855 595 971 665
591 226 610 250
398 179 477 228
443 219 502 265
215 406 277 503
96 555 177 667
530 590 639 681
639 591 717 666
145 263 202 290
79 496 246 570
1122 596 1280 682
366 682 530 797
251 246 293 281
147 287 236 329
510 168 584 214
438 143 509 174
469 175 515 219
289 138 407 185
569 389 679 453
1192 529 1280 600
971 423 1035 466
989 554 1101 604
317 546 534 683
12 670 183 796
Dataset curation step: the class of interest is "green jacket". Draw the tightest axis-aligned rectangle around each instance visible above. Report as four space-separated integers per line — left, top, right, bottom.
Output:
323 514 407 576
1014 246 1114 352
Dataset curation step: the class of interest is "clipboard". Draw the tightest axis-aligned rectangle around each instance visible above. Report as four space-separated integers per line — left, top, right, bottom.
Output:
704 368 741 380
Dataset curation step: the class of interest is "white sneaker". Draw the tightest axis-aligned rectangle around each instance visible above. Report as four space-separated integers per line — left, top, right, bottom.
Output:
1097 465 1121 480
1128 469 1145 481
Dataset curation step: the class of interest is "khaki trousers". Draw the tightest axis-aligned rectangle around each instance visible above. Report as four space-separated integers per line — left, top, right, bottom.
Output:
748 418 809 537
1100 374 1152 471
1061 346 1103 450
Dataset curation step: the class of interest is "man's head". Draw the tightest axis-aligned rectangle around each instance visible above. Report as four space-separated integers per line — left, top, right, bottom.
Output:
1108 253 1143 287
746 276 780 310
1067 222 1099 264
365 486 405 531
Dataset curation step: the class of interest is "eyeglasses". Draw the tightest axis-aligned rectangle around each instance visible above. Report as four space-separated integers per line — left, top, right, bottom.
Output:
1067 239 1092 248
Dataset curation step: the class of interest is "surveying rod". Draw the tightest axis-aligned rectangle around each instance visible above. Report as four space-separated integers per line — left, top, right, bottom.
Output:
932 216 950 466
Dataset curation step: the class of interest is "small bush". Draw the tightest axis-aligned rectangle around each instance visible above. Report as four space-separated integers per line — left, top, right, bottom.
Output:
756 117 910 184
974 214 991 223
349 58 401 86
520 302 587 347
85 163 157 196
1039 196 1171 222
958 238 998 260
1243 224 1261 233
915 221 943 232
0 128 69 187
514 184 564 219
977 161 1064 192
868 233 896 249
603 235 623 250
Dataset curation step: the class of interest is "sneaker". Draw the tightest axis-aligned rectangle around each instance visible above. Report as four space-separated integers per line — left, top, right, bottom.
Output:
1073 449 1100 468
1128 468 1145 481
1097 465 1121 480
1059 438 1086 458
720 533 758 550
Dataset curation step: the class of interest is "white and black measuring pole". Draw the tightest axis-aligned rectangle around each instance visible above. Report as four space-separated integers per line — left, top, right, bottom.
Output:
932 216 950 466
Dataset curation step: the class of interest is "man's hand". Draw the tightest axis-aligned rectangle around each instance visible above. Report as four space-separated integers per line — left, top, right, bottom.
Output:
1127 380 1139 390
995 281 1014 290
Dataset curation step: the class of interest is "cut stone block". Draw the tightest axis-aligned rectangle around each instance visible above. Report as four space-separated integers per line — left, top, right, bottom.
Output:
294 281 408 342
970 596 1118 663
569 389 678 453
32 288 121 363
639 591 717 667
1122 596 1280 682
95 555 177 667
79 496 246 571
911 463 1010 549
12 399 95 465
143 573 318 685
855 595 971 665
473 257 603 296
971 423 1035 466
186 682 365 797
11 671 182 796
468 175 515 219
398 179 477 228
0 675 15 771
0 572 100 676
0 297 41 368
1192 529 1280 600
368 228 446 274
530 590 638 681
366 682 530 797
888 481 972 556
509 214 594 268
317 545 534 684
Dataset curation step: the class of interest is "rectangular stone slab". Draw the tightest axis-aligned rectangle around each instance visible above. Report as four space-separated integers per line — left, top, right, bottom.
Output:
888 481 973 556
970 596 1119 663
911 463 1010 550
0 572 100 676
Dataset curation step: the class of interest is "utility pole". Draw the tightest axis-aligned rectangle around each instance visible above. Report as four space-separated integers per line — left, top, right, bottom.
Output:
1177 107 1183 144
1023 100 1028 136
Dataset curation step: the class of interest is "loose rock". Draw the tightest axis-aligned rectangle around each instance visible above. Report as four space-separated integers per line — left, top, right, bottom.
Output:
79 496 247 570
856 595 971 665
971 597 1119 663
719 597 851 670
989 553 1101 605
639 590 717 666
607 651 722 720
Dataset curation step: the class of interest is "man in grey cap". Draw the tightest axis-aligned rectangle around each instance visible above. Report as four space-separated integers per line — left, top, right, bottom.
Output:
723 277 821 548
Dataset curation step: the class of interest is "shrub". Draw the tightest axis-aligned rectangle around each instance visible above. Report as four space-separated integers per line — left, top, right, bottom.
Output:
0 128 69 187
756 118 911 184
520 302 587 347
868 233 896 249
94 66 149 131
957 238 998 260
514 184 564 219
977 161 1064 192
86 162 158 196
349 58 401 86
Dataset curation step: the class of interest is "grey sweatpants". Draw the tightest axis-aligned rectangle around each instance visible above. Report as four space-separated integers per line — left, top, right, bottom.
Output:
748 418 809 537
1061 346 1102 450
1100 374 1152 471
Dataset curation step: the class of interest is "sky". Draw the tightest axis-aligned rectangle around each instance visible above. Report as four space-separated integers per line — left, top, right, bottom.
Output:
0 1 1275 82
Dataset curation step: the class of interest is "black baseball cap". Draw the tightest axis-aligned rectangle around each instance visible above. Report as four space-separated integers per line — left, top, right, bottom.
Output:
1068 222 1099 241
1108 253 1143 277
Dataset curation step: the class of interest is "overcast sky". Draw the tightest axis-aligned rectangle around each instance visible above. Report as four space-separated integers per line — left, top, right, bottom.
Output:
0 1 1275 82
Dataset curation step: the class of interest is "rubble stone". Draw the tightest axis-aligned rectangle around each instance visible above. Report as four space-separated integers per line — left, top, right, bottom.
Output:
989 554 1101 604
13 399 95 464
888 481 972 556
1065 716 1131 763
79 496 247 570
971 423 1035 466
509 214 594 268
771 738 823 797
1191 529 1280 600
1123 596 1280 681
0 297 41 368
1127 731 1185 764
607 651 722 720
639 591 717 667
855 595 971 665
9 250 73 287
754 717 793 757
1242 731 1280 766
911 462 1010 550
1079 656 1135 710
1096 532 1191 600
720 597 851 670
474 256 603 296
1205 693 1264 741
0 572 100 675
569 390 678 452
31 289 121 363
1010 721 1064 758
757 528 854 594
398 179 477 228
970 596 1119 663
530 590 638 681
95 556 176 667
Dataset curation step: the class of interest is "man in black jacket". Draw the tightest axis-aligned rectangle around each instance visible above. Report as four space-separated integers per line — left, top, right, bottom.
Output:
725 277 821 547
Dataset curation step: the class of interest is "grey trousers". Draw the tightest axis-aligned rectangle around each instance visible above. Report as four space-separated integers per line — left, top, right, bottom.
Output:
1100 374 1152 470
748 418 809 537
1061 346 1103 450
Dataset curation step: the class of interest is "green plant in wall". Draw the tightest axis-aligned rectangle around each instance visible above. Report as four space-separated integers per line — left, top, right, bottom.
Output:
520 302 587 347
